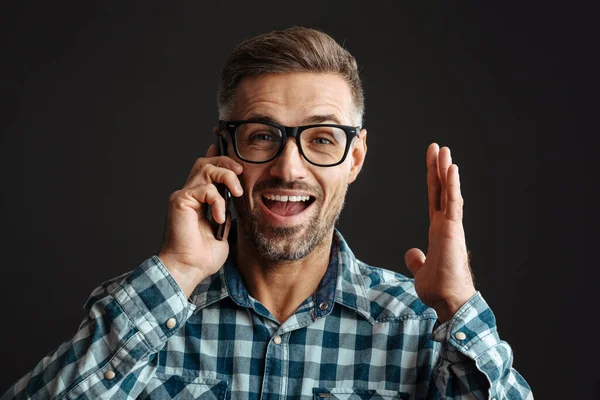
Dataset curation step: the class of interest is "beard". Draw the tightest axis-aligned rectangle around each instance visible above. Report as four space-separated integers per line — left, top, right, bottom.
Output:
235 179 347 262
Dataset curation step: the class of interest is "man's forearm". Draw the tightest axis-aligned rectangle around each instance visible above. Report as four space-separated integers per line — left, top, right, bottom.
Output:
2 257 192 399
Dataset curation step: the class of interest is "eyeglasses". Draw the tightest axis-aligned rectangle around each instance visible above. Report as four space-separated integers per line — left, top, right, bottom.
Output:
218 120 361 167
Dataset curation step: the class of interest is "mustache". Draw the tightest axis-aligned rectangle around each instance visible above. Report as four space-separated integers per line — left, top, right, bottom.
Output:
253 179 323 197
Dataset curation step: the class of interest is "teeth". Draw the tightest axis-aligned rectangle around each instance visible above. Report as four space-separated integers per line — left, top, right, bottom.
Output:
263 194 311 202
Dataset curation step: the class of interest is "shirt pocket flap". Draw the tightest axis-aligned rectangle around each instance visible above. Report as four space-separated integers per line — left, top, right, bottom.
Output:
313 387 409 400
145 373 227 399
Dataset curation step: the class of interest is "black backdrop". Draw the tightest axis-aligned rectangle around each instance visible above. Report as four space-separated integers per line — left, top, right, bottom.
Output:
1 2 595 398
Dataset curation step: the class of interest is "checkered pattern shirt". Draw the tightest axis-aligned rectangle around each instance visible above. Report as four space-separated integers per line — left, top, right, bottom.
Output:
3 230 532 399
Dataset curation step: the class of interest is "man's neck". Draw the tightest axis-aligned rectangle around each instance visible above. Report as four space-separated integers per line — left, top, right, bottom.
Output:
235 230 333 324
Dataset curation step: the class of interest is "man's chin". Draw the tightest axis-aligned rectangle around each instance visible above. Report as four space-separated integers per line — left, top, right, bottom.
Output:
240 217 318 262
262 222 305 237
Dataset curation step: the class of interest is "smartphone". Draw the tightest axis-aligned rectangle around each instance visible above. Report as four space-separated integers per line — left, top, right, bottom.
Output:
210 134 231 240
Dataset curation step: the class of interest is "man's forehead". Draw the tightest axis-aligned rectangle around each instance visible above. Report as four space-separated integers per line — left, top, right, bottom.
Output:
231 72 354 125
243 112 345 126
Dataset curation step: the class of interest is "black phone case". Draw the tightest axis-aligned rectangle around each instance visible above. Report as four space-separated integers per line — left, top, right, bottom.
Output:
213 135 231 240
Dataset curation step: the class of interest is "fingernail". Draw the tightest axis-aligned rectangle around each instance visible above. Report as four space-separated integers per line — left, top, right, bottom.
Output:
236 183 243 193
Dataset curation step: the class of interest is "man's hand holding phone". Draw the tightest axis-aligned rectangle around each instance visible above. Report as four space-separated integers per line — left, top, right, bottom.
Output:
158 141 243 298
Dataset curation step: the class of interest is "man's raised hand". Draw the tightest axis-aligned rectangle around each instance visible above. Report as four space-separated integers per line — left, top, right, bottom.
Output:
404 143 476 322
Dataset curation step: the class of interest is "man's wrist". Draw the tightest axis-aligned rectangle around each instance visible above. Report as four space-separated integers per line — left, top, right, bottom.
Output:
432 290 477 323
157 253 206 298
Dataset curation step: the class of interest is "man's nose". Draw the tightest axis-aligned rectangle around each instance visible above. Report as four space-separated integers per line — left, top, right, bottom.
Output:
269 138 308 181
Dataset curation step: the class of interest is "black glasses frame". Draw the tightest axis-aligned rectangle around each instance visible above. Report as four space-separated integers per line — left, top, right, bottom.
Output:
218 120 361 167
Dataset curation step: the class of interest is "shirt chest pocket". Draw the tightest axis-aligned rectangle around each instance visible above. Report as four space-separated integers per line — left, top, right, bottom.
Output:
313 387 409 400
141 373 227 400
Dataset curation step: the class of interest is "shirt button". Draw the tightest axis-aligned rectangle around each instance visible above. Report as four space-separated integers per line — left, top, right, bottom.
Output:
455 331 467 341
166 318 177 329
104 370 116 380
273 335 282 345
319 302 329 311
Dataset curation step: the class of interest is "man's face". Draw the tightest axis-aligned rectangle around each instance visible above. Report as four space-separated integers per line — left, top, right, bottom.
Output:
229 72 367 261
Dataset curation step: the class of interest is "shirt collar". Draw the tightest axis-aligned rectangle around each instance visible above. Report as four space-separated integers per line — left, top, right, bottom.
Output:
332 230 373 323
188 224 373 324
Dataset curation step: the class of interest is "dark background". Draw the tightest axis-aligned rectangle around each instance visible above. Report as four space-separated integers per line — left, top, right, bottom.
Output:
1 2 595 398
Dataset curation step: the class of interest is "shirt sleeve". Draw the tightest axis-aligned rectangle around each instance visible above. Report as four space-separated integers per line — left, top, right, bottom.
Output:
2 256 195 400
429 292 533 400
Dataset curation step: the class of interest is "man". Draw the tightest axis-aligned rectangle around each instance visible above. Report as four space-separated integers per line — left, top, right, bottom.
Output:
3 27 532 399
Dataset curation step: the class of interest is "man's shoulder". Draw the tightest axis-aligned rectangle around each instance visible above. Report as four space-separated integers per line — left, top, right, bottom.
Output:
349 258 437 323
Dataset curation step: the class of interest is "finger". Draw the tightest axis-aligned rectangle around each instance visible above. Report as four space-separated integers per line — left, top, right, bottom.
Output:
184 161 244 196
198 164 244 197
185 156 243 185
404 248 426 276
426 143 441 219
184 144 243 187
445 164 464 221
204 140 242 172
179 184 228 224
438 147 452 211
183 145 219 185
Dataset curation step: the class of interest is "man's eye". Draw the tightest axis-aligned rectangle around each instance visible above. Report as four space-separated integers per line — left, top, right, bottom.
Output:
311 137 333 145
251 133 276 141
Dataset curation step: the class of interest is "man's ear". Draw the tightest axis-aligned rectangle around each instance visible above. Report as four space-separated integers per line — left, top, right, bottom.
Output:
213 126 232 156
348 129 367 184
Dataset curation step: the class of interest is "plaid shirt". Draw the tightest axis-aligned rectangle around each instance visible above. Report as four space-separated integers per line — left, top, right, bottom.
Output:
3 230 532 399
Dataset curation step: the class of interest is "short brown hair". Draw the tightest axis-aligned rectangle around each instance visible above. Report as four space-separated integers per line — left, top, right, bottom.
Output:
218 26 364 126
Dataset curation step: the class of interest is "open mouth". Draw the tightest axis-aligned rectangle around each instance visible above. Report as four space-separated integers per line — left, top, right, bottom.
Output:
261 193 316 217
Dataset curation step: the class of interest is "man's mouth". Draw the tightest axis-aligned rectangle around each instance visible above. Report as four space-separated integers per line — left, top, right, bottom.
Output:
261 193 316 216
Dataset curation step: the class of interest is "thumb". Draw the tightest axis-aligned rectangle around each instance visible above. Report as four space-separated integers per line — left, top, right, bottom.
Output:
405 248 426 276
